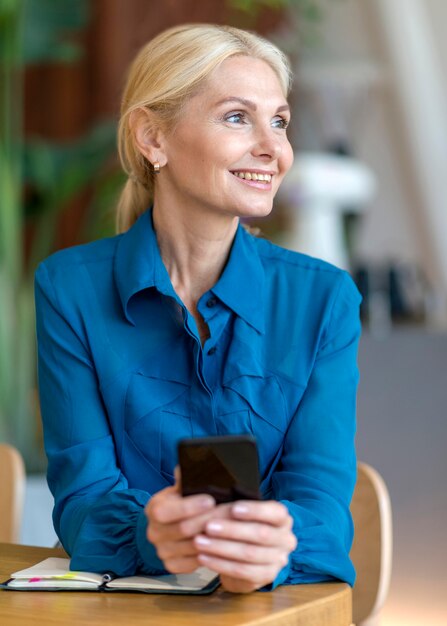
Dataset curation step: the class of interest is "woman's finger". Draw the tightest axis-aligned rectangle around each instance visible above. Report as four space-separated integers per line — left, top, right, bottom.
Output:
174 465 181 489
148 504 226 544
156 538 198 560
164 555 201 574
155 500 234 540
205 518 297 551
219 575 259 594
197 553 279 587
147 492 215 525
230 500 292 527
194 534 289 566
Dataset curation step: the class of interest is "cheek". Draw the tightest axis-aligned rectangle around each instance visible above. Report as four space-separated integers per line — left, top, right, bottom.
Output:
281 141 294 174
169 127 215 172
214 131 249 165
189 143 228 181
274 145 294 194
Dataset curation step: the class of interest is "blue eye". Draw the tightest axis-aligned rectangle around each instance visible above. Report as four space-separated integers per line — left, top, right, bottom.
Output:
272 117 289 129
225 112 246 124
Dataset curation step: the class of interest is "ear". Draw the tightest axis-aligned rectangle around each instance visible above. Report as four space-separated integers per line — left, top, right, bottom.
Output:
130 107 168 167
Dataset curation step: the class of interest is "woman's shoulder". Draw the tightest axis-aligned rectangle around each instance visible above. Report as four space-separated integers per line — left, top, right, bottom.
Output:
249 235 361 307
253 235 350 281
36 234 122 283
254 235 340 274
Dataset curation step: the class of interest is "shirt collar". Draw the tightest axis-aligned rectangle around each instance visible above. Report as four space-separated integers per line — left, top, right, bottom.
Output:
114 209 265 333
211 224 265 334
114 209 174 325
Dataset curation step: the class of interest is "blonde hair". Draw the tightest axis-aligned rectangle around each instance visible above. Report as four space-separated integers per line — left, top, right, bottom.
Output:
116 23 292 233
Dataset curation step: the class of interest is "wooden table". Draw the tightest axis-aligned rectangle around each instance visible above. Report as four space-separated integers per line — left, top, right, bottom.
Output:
0 544 352 626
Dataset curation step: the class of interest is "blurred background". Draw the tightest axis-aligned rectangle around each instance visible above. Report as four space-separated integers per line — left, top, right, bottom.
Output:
0 0 446 623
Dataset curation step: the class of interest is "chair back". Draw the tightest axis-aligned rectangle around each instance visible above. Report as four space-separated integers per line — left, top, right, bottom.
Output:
0 443 25 542
350 462 393 625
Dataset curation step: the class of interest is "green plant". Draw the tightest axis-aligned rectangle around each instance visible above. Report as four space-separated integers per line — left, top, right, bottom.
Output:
0 0 118 470
228 0 323 21
226 0 326 46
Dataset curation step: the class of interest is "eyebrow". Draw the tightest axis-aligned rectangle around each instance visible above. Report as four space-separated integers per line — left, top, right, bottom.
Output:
214 96 290 113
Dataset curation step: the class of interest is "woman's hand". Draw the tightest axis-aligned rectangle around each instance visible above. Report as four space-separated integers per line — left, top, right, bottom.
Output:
145 479 217 574
145 469 297 591
194 500 297 593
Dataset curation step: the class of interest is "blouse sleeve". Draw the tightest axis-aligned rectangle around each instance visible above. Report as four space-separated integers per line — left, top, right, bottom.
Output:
269 271 362 589
35 262 166 576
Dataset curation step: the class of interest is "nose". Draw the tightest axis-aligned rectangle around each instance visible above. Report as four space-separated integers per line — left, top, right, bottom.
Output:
251 126 282 161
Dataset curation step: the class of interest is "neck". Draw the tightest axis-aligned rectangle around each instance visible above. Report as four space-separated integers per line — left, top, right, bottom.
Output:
152 200 238 309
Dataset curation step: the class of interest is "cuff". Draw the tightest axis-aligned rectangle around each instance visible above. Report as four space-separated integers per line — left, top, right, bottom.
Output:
135 508 168 574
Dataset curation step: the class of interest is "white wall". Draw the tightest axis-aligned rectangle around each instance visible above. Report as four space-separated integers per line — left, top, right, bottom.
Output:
296 0 447 315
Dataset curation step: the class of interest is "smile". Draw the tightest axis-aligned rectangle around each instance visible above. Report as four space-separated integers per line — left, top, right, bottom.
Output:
231 171 273 182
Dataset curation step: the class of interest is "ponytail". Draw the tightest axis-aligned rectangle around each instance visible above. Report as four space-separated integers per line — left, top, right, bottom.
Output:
116 177 153 233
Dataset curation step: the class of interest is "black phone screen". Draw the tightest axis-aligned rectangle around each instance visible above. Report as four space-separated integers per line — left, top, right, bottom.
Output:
178 435 261 504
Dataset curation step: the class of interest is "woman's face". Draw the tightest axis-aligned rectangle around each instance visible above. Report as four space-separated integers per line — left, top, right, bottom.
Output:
157 55 294 221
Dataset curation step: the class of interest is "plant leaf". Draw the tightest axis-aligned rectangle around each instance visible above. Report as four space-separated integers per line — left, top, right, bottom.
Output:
23 0 90 64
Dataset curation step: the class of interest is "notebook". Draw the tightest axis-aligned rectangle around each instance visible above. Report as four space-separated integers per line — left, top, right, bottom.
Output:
1 557 220 595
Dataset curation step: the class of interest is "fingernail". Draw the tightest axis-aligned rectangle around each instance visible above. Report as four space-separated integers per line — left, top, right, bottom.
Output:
206 521 223 534
232 503 249 516
195 535 211 546
199 496 215 509
198 554 210 563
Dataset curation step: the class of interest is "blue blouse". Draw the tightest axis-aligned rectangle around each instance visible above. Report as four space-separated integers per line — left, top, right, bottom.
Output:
35 208 361 588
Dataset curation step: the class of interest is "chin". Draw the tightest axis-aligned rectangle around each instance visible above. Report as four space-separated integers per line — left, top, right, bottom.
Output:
237 203 274 219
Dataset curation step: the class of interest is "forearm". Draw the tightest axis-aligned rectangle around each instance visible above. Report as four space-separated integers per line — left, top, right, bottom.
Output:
59 489 167 576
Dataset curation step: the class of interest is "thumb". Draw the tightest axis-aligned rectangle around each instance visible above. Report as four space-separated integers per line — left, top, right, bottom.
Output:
174 465 182 492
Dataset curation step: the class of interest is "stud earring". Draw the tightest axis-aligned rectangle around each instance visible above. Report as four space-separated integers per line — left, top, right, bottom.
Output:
153 161 160 174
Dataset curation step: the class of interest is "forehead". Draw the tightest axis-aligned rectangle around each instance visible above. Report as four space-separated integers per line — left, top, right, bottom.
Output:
194 56 287 107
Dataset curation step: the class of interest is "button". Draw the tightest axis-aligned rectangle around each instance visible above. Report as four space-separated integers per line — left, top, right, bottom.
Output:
206 297 217 308
207 347 217 355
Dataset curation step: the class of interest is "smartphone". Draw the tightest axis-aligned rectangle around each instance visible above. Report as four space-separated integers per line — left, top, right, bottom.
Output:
178 435 261 504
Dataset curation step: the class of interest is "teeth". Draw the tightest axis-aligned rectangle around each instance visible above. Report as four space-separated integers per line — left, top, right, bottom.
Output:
234 172 272 182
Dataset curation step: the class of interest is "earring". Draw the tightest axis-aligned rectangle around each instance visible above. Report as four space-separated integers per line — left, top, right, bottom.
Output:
153 161 160 174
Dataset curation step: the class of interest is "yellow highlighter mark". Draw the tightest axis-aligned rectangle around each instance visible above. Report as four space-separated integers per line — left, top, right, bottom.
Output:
53 572 78 580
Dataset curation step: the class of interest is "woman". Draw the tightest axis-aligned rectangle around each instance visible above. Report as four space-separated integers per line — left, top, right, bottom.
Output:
35 24 361 593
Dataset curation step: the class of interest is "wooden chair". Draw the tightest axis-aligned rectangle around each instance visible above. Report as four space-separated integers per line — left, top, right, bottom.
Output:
0 443 25 543
350 462 393 626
